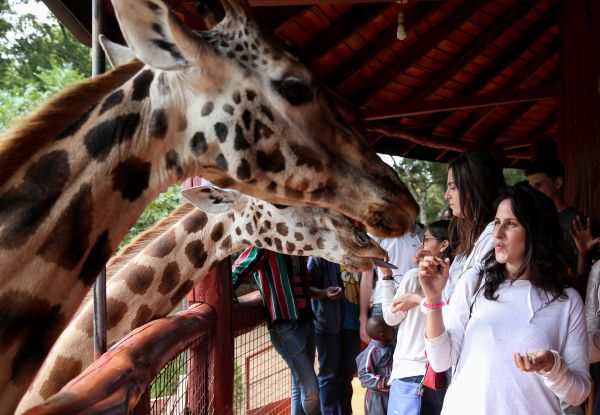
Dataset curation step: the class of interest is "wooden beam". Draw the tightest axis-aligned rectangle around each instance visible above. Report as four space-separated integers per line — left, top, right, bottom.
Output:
352 0 490 106
498 131 557 150
448 40 558 141
249 0 397 5
253 6 310 34
361 85 557 120
304 3 393 62
400 2 532 106
324 3 442 91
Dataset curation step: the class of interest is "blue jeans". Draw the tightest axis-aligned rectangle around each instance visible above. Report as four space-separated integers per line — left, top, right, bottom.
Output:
269 319 320 415
316 330 360 414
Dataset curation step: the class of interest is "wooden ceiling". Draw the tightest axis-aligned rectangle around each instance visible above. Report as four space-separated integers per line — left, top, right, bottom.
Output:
42 0 560 167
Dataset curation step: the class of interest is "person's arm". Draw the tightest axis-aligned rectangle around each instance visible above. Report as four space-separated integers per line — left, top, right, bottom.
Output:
570 216 600 278
356 346 390 390
359 269 374 344
311 286 342 300
381 268 418 326
515 293 590 406
307 257 342 300
589 330 600 363
231 247 266 286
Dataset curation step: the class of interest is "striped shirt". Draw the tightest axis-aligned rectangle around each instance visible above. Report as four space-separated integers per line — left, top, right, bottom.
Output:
232 247 312 323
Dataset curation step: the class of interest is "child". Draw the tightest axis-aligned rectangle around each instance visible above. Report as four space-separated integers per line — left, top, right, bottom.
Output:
356 315 395 415
381 220 453 415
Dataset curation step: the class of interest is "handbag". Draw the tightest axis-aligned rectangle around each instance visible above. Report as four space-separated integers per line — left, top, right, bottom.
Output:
389 378 422 415
422 359 447 390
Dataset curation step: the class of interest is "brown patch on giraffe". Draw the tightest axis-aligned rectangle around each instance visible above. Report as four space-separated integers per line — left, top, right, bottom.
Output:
146 228 177 259
76 313 93 337
171 280 194 306
289 142 324 172
317 237 325 250
39 356 83 400
131 304 153 330
106 298 129 330
185 240 208 268
0 150 70 249
242 110 252 130
131 69 154 101
273 238 283 251
111 156 151 201
99 89 125 115
190 131 208 155
79 230 112 286
125 263 155 295
235 227 242 235
0 290 65 387
264 220 272 230
275 222 289 236
303 244 313 251
232 90 241 104
286 241 296 252
264 237 272 246
84 113 141 161
253 119 273 143
294 232 304 241
220 235 232 251
245 223 253 234
236 159 251 180
211 222 224 241
183 209 209 233
149 108 168 139
214 122 228 143
256 148 284 172
158 261 181 294
201 101 214 116
309 228 318 235
223 104 234 115
216 153 228 171
165 150 184 178
254 240 263 248
37 183 93 270
234 124 250 150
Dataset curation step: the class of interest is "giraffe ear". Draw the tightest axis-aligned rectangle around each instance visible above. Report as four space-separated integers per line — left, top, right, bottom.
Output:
111 0 220 70
98 35 135 67
182 186 246 214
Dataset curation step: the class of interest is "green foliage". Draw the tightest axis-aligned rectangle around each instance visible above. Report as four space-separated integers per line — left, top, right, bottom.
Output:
119 184 185 250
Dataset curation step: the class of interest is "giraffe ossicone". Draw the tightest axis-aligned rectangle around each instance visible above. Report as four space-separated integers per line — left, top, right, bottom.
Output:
18 185 386 411
0 0 417 410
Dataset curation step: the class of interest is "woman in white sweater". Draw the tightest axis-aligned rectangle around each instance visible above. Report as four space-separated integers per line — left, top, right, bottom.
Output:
382 220 452 415
419 185 590 414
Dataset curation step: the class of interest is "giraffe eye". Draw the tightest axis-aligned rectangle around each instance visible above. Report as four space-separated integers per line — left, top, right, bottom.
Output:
356 230 370 246
272 77 312 106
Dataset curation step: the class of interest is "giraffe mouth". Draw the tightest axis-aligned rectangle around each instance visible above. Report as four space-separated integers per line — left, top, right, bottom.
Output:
371 259 397 270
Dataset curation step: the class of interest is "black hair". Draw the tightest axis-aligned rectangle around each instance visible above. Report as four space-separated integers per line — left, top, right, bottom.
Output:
426 220 455 261
481 186 568 303
525 158 565 181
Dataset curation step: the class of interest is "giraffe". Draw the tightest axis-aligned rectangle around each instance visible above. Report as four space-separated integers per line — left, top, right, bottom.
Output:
0 0 418 410
17 185 387 411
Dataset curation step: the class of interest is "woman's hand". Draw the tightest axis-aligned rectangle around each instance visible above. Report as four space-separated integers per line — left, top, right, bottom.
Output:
391 293 422 312
418 256 450 303
570 216 600 255
513 349 555 373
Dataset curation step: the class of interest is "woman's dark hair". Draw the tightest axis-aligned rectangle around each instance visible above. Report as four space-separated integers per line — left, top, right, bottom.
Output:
426 220 455 261
482 185 568 302
448 152 505 257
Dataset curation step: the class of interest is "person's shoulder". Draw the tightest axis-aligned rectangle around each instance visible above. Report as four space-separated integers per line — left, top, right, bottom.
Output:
560 206 581 219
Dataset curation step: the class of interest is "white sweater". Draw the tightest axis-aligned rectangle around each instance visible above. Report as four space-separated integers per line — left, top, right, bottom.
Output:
585 261 600 362
381 268 427 380
427 268 590 414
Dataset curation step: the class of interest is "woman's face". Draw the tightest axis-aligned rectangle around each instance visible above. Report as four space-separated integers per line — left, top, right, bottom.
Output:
444 169 463 218
420 229 448 257
493 199 527 275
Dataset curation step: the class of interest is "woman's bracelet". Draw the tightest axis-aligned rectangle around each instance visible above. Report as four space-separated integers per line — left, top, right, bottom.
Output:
420 298 447 313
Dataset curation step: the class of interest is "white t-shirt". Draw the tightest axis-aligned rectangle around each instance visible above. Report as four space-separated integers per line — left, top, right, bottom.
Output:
427 268 590 414
372 233 420 304
585 261 600 362
381 268 427 380
444 221 495 300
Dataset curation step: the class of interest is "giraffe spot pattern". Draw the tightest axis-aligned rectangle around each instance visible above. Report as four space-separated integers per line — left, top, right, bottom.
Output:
256 148 285 173
275 222 289 236
125 263 155 295
37 184 93 270
79 230 112 286
0 290 65 387
254 240 263 248
289 142 324 171
211 222 224 242
260 105 274 122
220 235 232 251
232 90 241 104
147 228 177 257
159 261 181 294
317 237 325 250
201 101 214 116
264 237 272 246
0 150 69 249
264 220 272 230
246 89 256 101
106 298 129 329
286 241 296 252
178 116 187 132
235 227 241 235
84 113 141 161
237 159 251 180
242 110 252 130
185 240 208 268
131 304 154 331
152 23 165 38
274 238 282 251
294 232 304 241
303 244 313 251
216 154 228 171
253 119 273 143
146 1 161 12
234 124 250 150
245 223 253 234
75 313 93 337
152 39 186 63
99 90 125 115
157 72 170 94
190 131 208 155
131 69 154 101
56 105 96 140
223 104 234 115
170 280 194 306
182 209 208 233
165 150 184 178
111 156 151 201
214 122 228 143
149 108 168 139
39 355 83 400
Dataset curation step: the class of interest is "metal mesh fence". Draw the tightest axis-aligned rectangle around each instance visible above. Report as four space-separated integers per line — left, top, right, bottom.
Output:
147 326 215 415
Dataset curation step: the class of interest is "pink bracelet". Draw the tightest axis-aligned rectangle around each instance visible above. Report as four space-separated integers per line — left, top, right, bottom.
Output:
423 301 447 310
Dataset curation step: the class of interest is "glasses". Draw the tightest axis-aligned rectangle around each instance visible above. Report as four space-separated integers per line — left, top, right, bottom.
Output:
421 236 440 244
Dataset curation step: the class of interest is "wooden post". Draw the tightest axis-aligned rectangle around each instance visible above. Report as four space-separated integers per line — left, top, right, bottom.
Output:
560 0 600 229
185 177 234 415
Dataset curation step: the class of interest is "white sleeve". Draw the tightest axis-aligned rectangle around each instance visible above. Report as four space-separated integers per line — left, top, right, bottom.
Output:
585 262 600 332
382 269 420 326
425 267 481 373
538 292 591 406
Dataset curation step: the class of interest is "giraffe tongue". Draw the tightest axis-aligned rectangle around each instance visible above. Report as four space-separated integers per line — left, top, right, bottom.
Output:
371 259 397 270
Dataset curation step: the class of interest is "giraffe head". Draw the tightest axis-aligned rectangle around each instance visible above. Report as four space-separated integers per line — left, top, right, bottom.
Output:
111 0 419 237
183 186 387 271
